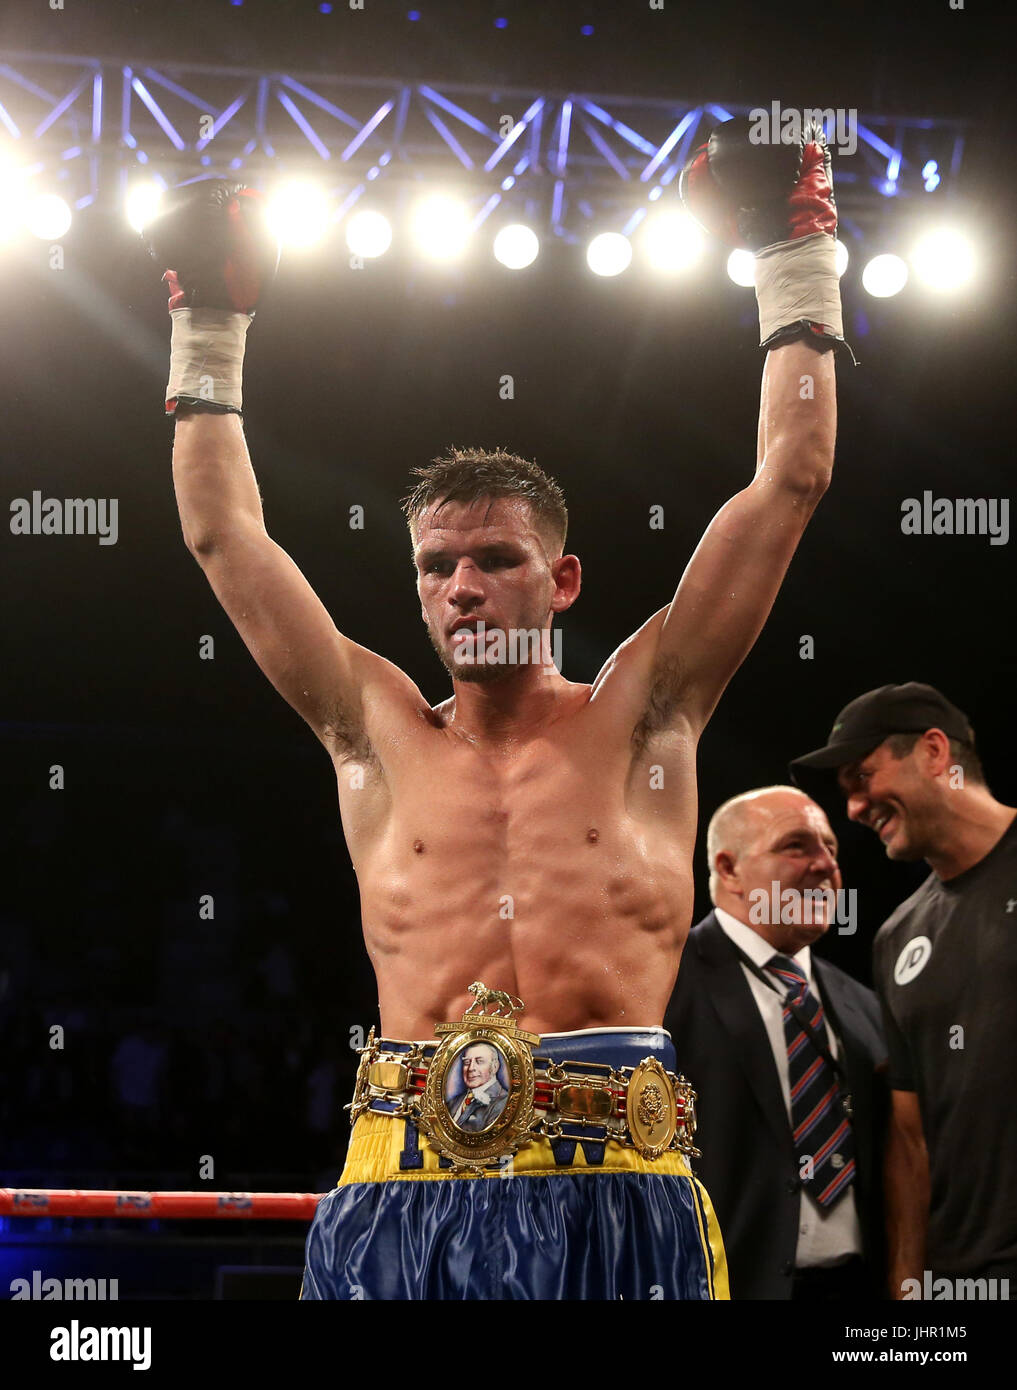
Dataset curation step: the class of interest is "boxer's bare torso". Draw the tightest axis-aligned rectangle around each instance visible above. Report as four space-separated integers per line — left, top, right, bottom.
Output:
334 658 698 1039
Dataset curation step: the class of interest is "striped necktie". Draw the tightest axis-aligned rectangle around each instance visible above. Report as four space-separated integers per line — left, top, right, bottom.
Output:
766 954 855 1207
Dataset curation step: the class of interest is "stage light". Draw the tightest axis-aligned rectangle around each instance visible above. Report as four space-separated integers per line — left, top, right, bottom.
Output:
586 232 631 277
265 181 331 249
346 209 392 258
24 193 72 240
411 195 471 261
911 227 975 292
835 239 849 277
862 253 908 298
641 210 704 273
726 248 755 287
127 181 164 235
493 223 539 269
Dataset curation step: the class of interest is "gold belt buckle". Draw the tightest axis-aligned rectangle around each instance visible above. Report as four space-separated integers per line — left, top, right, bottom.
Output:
557 1082 615 1121
415 982 541 1175
626 1056 679 1160
368 1061 409 1091
346 1033 422 1121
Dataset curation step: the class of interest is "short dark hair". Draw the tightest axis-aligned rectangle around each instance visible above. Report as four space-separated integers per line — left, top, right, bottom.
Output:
885 728 985 786
401 446 568 555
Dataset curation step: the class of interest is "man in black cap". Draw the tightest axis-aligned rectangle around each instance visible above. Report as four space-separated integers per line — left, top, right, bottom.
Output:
790 683 1017 1299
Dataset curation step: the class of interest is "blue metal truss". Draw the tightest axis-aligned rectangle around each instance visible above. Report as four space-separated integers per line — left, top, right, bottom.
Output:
0 50 968 244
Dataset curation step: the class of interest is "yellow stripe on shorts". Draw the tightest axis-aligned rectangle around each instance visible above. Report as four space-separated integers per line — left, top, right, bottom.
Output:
338 1109 700 1184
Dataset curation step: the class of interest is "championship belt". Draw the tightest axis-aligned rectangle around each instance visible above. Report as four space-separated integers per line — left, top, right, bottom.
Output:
348 982 699 1175
415 983 541 1173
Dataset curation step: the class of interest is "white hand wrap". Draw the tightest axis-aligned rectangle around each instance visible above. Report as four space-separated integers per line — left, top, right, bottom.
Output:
754 232 843 347
166 308 252 414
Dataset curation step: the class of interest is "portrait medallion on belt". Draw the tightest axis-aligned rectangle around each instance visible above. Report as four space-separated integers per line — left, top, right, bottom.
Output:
416 982 541 1174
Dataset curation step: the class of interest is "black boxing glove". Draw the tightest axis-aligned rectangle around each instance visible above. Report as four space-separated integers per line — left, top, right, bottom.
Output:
680 116 853 358
141 179 280 415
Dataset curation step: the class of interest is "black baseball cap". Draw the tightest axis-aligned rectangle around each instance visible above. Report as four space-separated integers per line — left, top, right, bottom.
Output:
789 682 972 800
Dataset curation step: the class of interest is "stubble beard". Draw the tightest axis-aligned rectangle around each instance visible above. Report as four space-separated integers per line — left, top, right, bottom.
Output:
426 623 514 684
426 611 551 685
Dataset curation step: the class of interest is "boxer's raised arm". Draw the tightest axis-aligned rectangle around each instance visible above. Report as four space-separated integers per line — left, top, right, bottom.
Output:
173 410 265 544
146 182 421 754
653 339 835 729
173 410 415 754
593 118 848 742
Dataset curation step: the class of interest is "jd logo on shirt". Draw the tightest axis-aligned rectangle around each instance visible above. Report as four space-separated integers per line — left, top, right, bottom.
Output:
894 936 932 986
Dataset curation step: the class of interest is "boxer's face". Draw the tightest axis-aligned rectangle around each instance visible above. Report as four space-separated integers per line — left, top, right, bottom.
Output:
838 739 933 861
462 1046 496 1088
412 496 578 683
732 794 842 952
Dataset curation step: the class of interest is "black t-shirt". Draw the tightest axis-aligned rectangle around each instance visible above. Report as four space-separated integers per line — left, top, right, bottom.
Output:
872 814 1017 1275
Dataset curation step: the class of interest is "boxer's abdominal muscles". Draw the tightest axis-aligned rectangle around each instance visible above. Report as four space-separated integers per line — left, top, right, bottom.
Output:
357 732 694 1037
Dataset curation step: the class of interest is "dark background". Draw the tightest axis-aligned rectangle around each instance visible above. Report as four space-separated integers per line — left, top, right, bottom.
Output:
1 0 1013 1210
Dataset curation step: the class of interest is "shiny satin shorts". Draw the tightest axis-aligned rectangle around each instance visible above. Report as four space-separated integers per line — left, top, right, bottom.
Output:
300 1026 728 1300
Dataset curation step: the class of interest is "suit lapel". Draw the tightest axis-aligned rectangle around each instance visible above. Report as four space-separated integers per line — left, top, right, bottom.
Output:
695 915 794 1154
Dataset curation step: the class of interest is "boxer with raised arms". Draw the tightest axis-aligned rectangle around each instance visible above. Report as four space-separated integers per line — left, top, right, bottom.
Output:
144 117 850 1300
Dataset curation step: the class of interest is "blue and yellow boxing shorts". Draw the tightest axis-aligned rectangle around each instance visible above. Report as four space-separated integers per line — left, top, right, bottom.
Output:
301 1025 728 1300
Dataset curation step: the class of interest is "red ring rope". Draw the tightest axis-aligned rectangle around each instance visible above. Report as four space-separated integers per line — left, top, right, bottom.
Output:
0 1188 323 1220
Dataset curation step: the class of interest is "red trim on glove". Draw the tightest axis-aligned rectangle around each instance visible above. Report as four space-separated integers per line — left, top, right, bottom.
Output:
788 141 838 241
162 269 186 312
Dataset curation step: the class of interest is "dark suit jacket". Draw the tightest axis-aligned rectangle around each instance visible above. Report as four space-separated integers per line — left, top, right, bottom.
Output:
664 911 889 1300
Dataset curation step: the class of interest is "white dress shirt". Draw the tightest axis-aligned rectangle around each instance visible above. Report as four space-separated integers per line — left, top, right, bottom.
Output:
713 907 864 1270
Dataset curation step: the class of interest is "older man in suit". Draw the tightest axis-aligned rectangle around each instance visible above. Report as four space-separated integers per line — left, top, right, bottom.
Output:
448 1042 510 1133
665 785 889 1300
